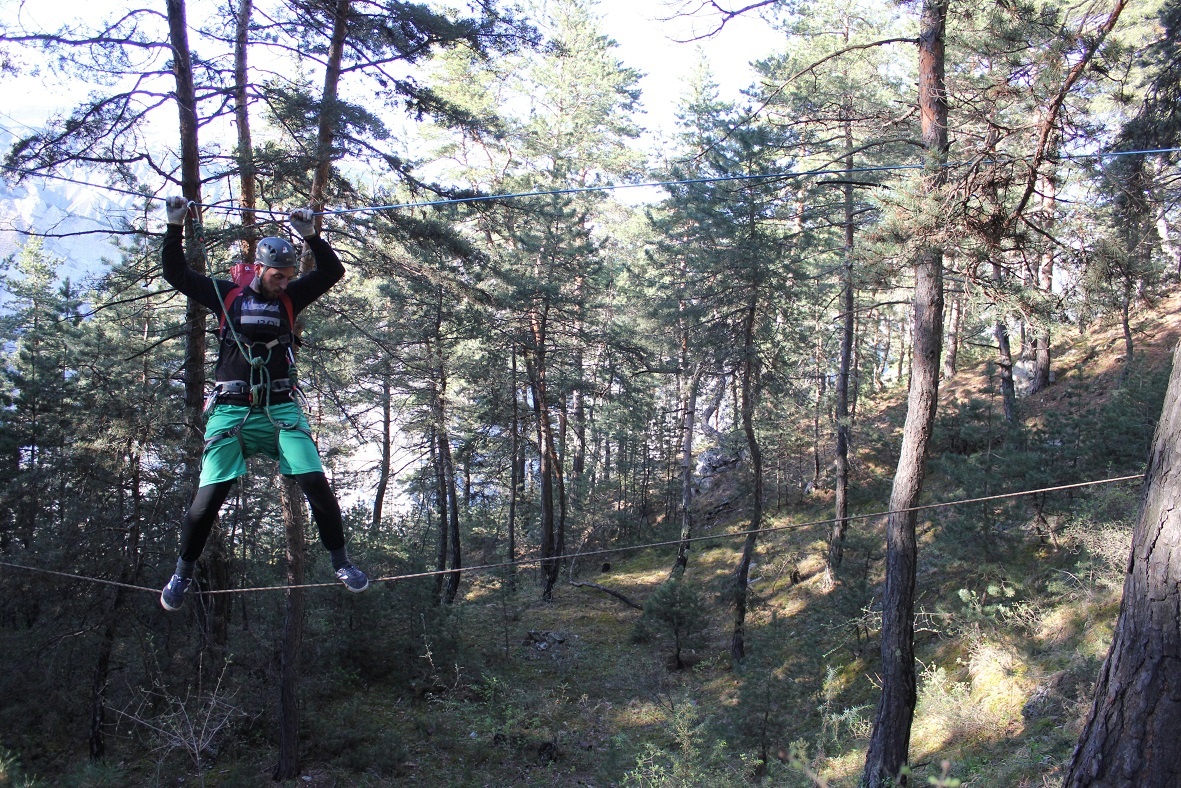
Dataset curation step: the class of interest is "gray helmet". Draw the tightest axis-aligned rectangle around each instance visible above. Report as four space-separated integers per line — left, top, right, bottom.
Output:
256 237 298 268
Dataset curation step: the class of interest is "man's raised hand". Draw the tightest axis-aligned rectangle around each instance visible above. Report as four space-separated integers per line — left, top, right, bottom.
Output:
165 196 191 225
290 208 317 239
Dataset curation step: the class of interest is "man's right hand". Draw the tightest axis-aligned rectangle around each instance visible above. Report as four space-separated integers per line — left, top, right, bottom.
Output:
166 196 191 225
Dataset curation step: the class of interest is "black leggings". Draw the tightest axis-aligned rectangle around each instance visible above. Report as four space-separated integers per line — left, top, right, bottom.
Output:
179 472 346 562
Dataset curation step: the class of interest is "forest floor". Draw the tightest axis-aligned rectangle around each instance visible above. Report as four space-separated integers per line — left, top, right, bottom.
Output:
276 295 1176 787
8 295 1179 787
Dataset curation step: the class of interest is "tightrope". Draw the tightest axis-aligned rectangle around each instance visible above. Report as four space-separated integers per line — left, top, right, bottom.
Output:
0 472 1145 597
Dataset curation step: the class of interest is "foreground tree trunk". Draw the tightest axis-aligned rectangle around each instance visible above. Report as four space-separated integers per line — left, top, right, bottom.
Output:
274 476 306 780
673 362 704 577
506 347 522 590
526 303 565 601
1029 165 1056 394
861 0 947 782
167 0 234 663
829 112 857 576
1064 342 1181 786
423 300 462 604
992 261 1017 423
233 0 258 263
731 294 764 662
167 0 206 462
942 272 961 379
372 375 393 531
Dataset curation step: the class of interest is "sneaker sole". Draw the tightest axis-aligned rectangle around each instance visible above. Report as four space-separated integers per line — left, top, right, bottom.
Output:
342 579 369 593
160 593 184 612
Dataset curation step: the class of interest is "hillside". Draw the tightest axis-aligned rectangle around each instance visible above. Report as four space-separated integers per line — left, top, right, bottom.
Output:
1 298 1174 788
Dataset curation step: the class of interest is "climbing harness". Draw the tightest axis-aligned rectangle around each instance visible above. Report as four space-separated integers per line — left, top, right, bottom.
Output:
188 205 314 451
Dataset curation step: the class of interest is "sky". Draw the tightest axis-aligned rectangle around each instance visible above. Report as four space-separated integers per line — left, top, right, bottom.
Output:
0 0 785 273
597 0 782 129
1 0 783 142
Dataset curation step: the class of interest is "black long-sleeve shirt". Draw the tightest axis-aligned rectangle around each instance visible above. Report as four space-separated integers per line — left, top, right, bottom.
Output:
161 224 344 392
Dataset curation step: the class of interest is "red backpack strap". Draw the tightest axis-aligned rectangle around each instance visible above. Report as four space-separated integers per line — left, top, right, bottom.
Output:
218 285 243 339
279 291 295 330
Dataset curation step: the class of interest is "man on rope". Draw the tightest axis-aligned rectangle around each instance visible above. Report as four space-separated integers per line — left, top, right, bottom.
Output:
159 196 368 611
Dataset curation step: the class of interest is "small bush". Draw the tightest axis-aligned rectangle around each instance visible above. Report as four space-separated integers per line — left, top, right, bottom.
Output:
635 578 709 670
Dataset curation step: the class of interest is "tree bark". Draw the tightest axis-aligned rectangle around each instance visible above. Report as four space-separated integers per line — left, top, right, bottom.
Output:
527 304 565 601
166 0 206 466
992 261 1017 424
942 270 961 379
829 110 857 576
431 425 449 605
673 362 704 577
1064 341 1181 786
438 404 461 603
861 0 947 782
89 461 142 760
1029 166 1055 393
731 294 763 663
506 347 521 590
233 0 257 262
372 375 392 532
308 0 350 222
274 475 306 781
168 0 232 661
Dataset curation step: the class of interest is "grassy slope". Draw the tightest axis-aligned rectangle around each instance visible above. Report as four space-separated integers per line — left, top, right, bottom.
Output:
16 298 1178 787
332 296 1176 788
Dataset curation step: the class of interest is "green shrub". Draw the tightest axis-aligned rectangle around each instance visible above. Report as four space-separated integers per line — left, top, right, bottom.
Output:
635 578 708 670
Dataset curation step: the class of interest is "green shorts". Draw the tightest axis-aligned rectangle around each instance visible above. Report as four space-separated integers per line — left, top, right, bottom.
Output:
198 402 324 486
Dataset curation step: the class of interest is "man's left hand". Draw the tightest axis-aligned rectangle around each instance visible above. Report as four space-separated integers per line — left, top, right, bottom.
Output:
290 208 317 239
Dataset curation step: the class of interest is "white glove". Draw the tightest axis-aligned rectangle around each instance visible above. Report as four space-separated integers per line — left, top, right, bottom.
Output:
165 196 191 225
290 208 317 239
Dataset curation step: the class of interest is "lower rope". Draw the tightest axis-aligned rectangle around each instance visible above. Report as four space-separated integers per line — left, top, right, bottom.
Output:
0 472 1146 596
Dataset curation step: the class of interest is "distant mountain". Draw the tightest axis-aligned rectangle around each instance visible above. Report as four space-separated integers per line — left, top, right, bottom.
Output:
0 132 135 285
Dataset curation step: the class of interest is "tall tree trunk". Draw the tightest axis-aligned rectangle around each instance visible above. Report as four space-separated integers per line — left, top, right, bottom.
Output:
942 262 961 379
861 0 947 782
200 0 261 661
570 278 588 510
168 0 231 661
273 9 345 768
527 306 564 601
89 585 124 761
372 375 392 532
90 454 143 760
434 342 462 604
731 294 763 662
233 0 257 262
992 261 1017 424
274 476 306 781
166 0 206 467
441 424 462 604
308 0 350 222
431 426 449 605
811 315 826 491
506 347 521 590
829 111 857 576
673 362 704 577
1064 342 1181 786
1029 165 1055 393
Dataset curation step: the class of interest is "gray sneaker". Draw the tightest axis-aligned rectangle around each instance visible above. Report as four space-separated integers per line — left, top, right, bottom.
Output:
335 564 369 593
160 574 193 611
